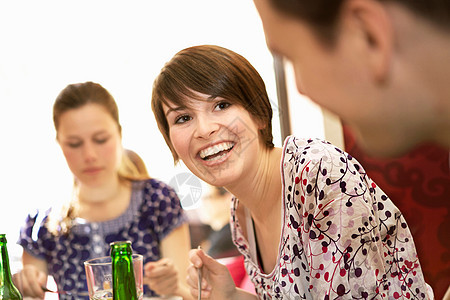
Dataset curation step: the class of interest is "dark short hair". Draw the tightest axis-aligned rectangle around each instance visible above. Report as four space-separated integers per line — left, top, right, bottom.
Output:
266 0 450 43
151 45 274 163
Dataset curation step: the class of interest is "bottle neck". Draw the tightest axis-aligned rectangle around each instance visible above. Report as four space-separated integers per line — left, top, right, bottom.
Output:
110 241 133 257
0 240 14 286
111 241 137 300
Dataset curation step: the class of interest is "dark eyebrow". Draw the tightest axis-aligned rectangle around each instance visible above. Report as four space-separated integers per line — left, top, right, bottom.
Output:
164 96 220 117
165 106 186 117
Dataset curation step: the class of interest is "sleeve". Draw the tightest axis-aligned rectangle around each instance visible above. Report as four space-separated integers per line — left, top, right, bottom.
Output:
17 209 51 260
140 179 187 242
292 139 428 299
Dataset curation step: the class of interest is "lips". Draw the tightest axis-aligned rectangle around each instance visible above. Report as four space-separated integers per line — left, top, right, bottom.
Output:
198 142 235 161
83 167 103 174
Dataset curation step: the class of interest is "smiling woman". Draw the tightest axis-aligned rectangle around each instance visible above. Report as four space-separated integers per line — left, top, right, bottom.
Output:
0 0 287 276
151 44 433 299
0 3 330 299
162 91 265 187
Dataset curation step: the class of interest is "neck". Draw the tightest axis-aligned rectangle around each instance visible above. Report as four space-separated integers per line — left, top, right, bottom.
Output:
77 176 124 203
75 177 132 222
227 147 283 222
413 28 450 148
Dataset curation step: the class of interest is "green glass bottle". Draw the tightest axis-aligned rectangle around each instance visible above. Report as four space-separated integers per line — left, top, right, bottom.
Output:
110 241 138 300
0 234 23 300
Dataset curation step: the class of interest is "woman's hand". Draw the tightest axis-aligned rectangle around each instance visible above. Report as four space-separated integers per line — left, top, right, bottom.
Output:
144 257 179 296
187 248 238 300
13 264 47 298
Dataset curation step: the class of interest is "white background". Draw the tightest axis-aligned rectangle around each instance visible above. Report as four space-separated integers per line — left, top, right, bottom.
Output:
0 0 324 271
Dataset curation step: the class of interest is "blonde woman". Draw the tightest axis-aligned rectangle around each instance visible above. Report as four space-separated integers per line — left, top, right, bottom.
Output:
14 82 193 299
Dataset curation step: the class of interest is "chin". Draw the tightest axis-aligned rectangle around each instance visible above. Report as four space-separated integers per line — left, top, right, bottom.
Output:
79 176 106 187
190 166 234 187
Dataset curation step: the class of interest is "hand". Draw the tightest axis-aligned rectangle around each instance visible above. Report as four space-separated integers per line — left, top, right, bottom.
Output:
12 265 47 298
144 258 179 296
187 248 237 300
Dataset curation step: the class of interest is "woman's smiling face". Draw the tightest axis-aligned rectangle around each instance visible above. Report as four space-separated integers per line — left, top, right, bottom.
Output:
163 92 263 187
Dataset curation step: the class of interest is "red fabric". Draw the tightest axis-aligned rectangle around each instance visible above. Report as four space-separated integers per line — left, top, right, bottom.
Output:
224 255 247 286
222 255 256 294
342 124 450 299
240 271 257 294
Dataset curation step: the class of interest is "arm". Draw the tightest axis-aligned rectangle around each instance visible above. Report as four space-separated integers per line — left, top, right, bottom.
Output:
144 223 193 300
12 250 48 298
187 248 257 300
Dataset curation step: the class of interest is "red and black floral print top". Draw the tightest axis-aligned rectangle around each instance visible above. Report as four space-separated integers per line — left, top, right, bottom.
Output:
231 136 432 299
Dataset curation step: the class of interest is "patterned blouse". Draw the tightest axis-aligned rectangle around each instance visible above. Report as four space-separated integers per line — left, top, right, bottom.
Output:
18 178 186 299
231 136 432 299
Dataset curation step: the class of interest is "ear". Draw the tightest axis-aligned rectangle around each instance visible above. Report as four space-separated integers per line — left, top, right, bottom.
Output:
342 0 394 82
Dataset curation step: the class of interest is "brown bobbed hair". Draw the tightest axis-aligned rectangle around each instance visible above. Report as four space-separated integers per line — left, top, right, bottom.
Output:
151 45 274 163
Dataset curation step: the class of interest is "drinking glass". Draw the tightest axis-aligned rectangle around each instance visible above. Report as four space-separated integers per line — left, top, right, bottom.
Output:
84 254 143 300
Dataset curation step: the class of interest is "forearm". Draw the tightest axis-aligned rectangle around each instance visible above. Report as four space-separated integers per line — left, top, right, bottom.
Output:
13 251 48 298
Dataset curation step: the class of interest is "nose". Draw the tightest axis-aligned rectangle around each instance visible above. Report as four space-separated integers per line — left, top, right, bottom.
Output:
82 141 98 163
194 114 219 139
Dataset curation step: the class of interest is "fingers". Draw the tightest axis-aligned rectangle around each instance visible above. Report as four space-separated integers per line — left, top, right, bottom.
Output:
144 258 180 296
189 248 223 275
145 273 178 295
187 248 215 297
144 258 175 278
188 284 212 299
187 249 239 299
188 248 203 268
186 264 211 297
14 266 46 298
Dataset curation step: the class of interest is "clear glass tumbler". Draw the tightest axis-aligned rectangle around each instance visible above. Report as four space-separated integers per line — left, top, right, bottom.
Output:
84 254 143 300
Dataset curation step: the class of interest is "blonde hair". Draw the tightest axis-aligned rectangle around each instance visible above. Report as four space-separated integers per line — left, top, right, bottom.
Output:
49 82 150 235
49 149 150 236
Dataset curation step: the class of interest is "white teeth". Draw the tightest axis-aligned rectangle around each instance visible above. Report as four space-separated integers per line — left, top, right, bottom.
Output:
199 142 234 159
